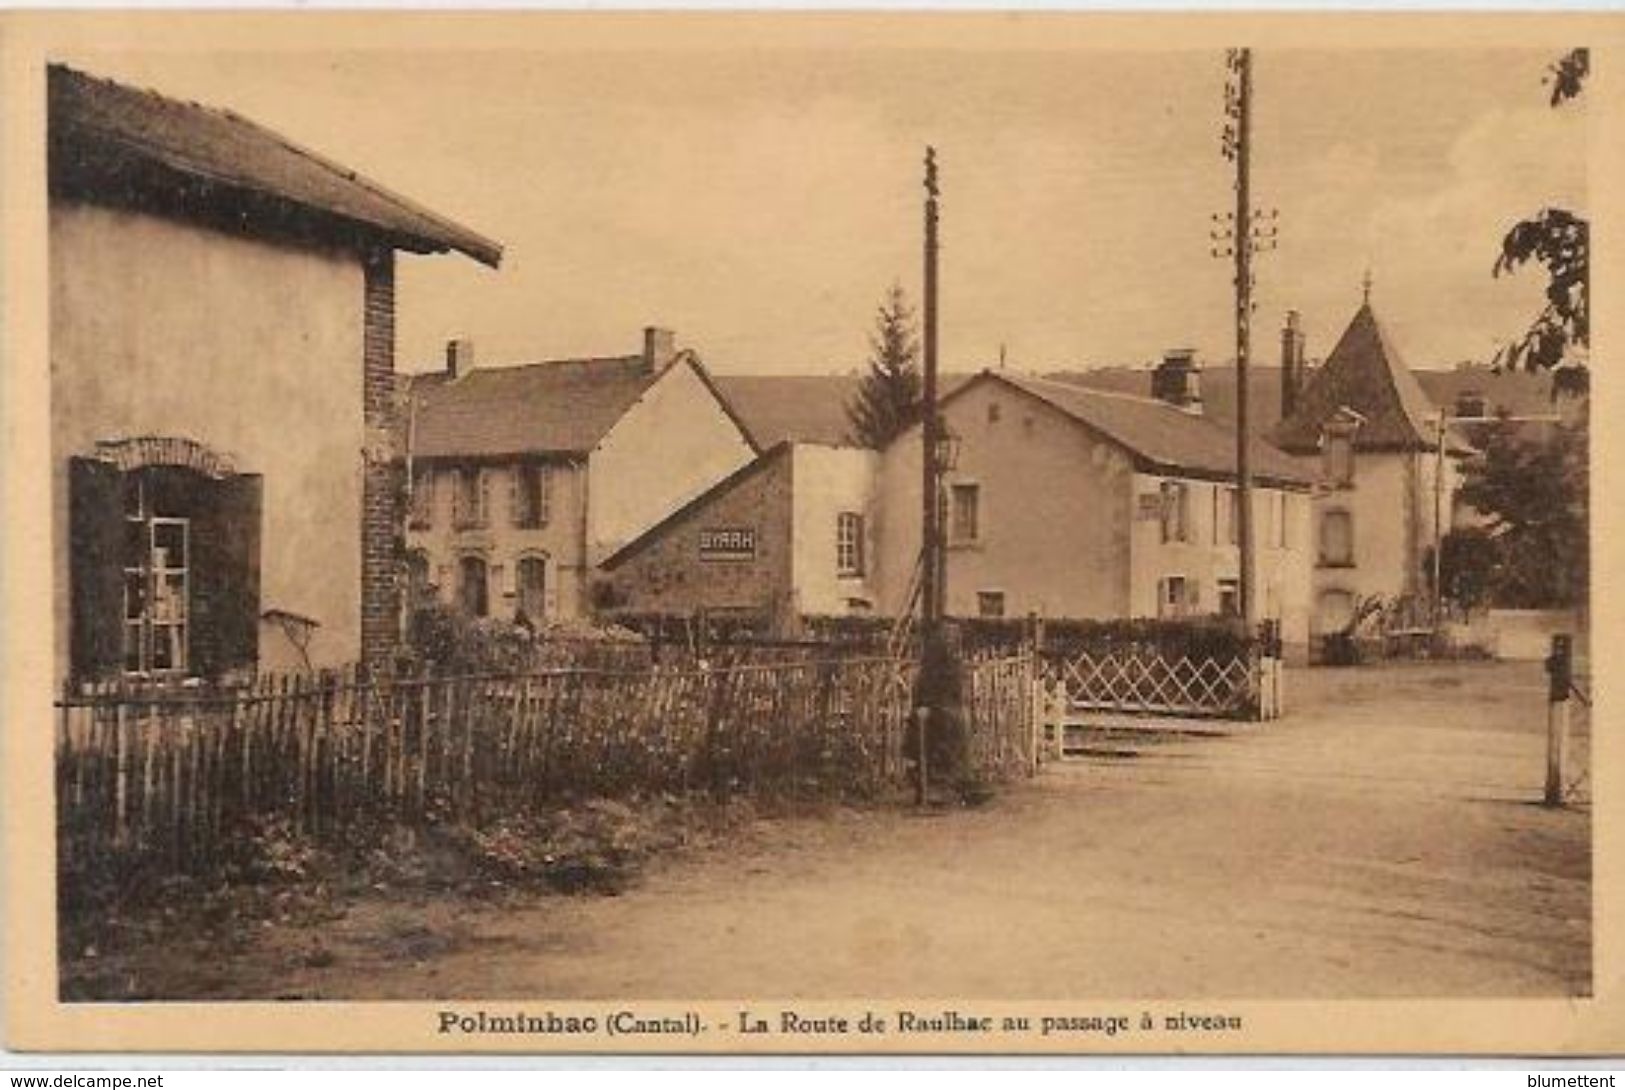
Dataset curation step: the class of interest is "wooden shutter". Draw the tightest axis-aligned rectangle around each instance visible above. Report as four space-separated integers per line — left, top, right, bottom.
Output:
191 473 262 679
68 457 125 682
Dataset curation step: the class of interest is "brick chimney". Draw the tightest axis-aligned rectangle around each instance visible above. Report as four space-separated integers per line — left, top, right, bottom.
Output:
643 327 676 373
1151 349 1203 414
445 338 474 379
1280 311 1306 420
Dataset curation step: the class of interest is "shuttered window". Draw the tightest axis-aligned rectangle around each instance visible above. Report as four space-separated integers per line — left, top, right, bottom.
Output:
512 464 550 529
69 458 261 683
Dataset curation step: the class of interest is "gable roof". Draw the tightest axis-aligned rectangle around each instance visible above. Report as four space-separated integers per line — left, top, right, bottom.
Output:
713 375 864 447
600 442 794 569
1050 360 1558 438
407 350 758 461
713 372 977 449
408 356 661 459
948 371 1313 489
48 64 502 268
1273 303 1442 453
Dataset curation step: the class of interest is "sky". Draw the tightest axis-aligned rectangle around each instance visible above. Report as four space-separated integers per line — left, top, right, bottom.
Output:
59 41 1587 377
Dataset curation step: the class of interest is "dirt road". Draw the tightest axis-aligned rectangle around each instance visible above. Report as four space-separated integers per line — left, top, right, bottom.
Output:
140 661 1592 1000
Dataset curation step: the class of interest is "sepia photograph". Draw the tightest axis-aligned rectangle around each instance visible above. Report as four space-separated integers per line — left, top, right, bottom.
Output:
3 10 1619 1056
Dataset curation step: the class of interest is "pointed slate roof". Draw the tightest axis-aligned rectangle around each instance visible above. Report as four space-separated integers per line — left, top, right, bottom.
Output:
1273 303 1443 453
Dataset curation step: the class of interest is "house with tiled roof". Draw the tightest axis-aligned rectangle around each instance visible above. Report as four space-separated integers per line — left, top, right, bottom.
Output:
401 329 757 624
873 366 1316 653
1271 299 1466 641
51 63 500 683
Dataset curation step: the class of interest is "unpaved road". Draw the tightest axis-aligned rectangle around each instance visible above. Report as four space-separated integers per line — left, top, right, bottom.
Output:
136 661 1593 999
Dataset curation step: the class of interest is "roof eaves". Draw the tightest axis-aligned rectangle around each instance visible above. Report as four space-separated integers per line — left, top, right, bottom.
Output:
51 65 503 268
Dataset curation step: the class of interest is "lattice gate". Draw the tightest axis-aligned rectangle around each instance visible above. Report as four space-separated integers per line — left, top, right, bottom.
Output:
1040 648 1271 720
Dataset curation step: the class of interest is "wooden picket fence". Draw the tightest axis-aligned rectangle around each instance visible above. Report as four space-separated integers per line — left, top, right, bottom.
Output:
56 653 1039 875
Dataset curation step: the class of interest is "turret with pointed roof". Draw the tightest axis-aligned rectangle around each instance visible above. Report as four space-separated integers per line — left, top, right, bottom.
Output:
1273 302 1445 454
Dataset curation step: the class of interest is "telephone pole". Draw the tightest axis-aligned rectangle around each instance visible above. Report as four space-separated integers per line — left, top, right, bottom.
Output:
921 146 944 628
1215 48 1276 628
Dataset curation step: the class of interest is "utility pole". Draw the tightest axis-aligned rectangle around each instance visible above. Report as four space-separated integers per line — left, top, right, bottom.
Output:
921 146 944 628
1215 48 1276 629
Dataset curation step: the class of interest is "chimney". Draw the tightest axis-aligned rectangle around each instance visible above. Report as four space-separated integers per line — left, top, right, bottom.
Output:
1280 311 1306 420
643 327 676 373
445 338 474 379
1151 349 1203 414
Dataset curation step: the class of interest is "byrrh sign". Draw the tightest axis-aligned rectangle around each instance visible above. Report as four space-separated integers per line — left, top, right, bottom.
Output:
698 527 756 562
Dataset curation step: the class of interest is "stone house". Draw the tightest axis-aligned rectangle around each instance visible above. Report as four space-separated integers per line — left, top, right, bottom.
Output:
874 366 1316 655
49 64 501 683
402 330 758 625
1272 300 1468 642
596 440 881 631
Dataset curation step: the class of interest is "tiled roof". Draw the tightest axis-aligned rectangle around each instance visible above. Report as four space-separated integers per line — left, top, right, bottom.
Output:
48 64 502 267
959 372 1313 488
1273 303 1442 452
1051 362 1556 435
713 373 975 449
407 356 659 459
713 375 864 447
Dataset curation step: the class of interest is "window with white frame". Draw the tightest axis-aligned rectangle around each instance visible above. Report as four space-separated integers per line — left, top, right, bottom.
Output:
69 454 262 683
950 483 980 544
122 482 190 676
1158 575 1193 619
836 512 865 577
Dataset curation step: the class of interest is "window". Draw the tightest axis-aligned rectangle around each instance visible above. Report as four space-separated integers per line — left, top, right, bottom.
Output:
409 467 434 530
1159 481 1190 544
977 590 1006 618
69 455 262 683
987 403 1001 424
453 467 488 529
515 556 546 624
1318 588 1356 632
458 555 489 617
1158 575 1193 619
951 483 980 544
836 512 865 576
512 464 550 529
1218 577 1240 618
1320 509 1354 567
1213 486 1238 546
122 482 189 675
1322 430 1356 486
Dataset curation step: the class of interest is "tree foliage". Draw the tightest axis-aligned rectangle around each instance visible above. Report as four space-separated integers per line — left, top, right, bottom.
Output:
1494 49 1588 395
846 283 922 449
1455 418 1589 609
